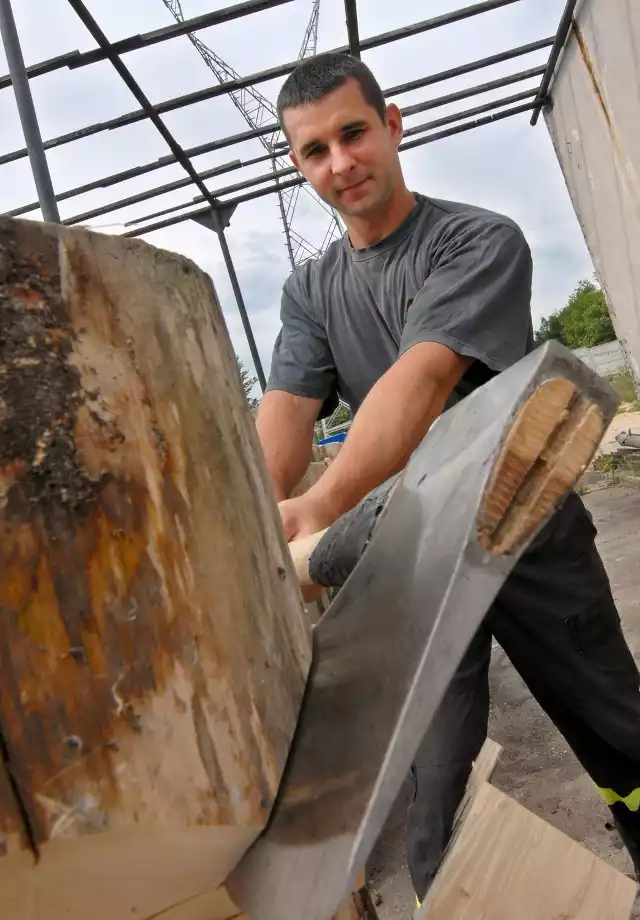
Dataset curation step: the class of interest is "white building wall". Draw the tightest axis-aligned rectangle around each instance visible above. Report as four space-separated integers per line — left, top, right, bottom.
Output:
572 339 627 377
545 0 640 389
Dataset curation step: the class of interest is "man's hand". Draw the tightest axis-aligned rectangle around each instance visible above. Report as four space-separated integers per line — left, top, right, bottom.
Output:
279 492 339 604
278 491 338 542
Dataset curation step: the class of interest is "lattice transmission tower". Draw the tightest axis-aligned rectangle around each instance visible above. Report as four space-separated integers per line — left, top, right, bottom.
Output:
161 0 342 270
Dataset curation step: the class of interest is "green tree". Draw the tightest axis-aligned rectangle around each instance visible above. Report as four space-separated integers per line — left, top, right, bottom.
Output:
314 400 353 440
560 279 615 349
534 312 566 348
331 402 352 426
534 278 615 350
237 357 259 409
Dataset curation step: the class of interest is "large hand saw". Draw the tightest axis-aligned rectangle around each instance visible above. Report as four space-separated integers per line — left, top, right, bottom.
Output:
228 341 618 920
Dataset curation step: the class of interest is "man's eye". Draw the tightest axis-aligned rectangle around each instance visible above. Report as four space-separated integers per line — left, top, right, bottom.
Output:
305 147 324 159
344 128 364 141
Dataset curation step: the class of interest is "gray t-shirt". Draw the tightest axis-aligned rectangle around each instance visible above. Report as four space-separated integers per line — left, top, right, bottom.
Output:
267 193 534 417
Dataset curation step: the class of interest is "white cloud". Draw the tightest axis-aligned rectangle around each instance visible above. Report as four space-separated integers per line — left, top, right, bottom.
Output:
0 0 594 390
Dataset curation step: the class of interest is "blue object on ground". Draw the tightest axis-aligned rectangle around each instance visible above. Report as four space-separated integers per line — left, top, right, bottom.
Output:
318 432 347 445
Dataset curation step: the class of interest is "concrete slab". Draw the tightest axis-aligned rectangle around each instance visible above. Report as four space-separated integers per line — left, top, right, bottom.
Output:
598 411 640 455
369 487 640 918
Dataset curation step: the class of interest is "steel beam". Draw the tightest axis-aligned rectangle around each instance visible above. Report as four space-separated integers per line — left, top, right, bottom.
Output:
120 158 290 226
59 88 538 229
62 159 244 227
0 0 294 90
124 176 305 229
6 64 545 219
344 0 361 59
124 101 536 239
400 100 536 152
0 0 59 221
70 0 294 68
0 0 521 91
530 0 580 125
0 34 552 170
402 89 538 140
65 163 295 227
0 51 80 91
66 0 217 211
194 205 267 393
400 64 545 118
385 36 552 98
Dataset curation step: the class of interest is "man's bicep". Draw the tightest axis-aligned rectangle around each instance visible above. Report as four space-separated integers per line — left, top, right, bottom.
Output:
267 282 337 405
256 390 323 501
400 340 473 391
257 389 323 429
399 220 533 373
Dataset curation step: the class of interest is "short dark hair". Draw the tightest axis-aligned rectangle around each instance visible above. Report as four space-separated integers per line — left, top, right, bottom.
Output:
277 52 387 130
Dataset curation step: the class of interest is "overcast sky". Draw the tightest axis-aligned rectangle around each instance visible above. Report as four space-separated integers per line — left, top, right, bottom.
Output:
0 0 595 391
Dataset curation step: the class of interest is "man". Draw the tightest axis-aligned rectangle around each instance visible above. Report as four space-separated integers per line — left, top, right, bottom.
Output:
256 51 640 903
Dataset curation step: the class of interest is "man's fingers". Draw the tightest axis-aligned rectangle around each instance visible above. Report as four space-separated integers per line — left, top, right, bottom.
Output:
302 584 325 603
278 500 300 541
281 515 300 543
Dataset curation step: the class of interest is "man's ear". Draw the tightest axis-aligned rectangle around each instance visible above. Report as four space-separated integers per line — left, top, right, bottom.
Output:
386 103 404 147
290 149 301 171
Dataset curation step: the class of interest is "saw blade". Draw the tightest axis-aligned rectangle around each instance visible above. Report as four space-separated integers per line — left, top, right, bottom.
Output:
227 342 618 920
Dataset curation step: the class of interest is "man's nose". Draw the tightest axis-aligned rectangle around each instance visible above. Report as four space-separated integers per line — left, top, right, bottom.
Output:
330 143 356 176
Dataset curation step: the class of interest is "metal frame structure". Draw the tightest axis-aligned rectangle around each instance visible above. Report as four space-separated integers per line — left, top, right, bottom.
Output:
160 0 341 272
1 0 577 391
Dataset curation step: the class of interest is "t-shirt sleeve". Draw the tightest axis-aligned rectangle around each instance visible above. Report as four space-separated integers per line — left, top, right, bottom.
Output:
266 275 338 406
399 216 533 373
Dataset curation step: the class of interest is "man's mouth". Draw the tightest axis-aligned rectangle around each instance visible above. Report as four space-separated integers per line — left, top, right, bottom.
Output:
339 178 369 194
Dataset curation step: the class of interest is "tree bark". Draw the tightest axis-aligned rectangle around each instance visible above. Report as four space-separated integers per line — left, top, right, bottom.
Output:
0 217 311 919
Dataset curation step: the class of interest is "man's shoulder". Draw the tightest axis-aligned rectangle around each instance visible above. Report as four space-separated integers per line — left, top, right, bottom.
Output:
284 236 347 307
416 194 527 244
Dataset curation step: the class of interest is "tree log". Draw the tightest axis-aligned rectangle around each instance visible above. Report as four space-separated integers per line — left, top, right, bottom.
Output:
0 218 311 919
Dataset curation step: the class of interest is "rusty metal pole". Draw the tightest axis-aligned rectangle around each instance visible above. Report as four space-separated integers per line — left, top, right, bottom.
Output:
0 0 60 222
193 204 267 393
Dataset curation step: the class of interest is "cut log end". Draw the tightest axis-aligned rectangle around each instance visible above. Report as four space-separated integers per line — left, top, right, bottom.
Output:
476 377 606 556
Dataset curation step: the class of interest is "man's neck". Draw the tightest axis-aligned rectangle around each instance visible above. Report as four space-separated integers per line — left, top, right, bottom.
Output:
345 187 416 249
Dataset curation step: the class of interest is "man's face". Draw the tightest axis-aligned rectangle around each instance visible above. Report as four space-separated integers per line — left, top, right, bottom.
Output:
283 78 404 219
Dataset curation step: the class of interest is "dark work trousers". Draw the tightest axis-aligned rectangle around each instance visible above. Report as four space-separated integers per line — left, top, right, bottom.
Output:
406 491 640 902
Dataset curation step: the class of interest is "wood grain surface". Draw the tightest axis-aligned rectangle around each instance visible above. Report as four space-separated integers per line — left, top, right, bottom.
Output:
0 218 311 919
419 740 636 920
477 377 606 555
421 782 636 920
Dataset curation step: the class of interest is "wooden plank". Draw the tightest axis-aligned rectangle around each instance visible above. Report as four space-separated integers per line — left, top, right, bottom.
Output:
468 738 502 793
0 217 312 919
125 886 246 920
418 782 637 920
333 871 379 920
334 893 360 920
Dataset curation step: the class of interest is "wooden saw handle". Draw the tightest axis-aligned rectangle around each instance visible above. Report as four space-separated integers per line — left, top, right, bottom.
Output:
288 529 329 586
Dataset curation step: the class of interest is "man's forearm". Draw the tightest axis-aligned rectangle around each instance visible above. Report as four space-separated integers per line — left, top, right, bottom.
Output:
256 390 321 501
305 343 470 521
